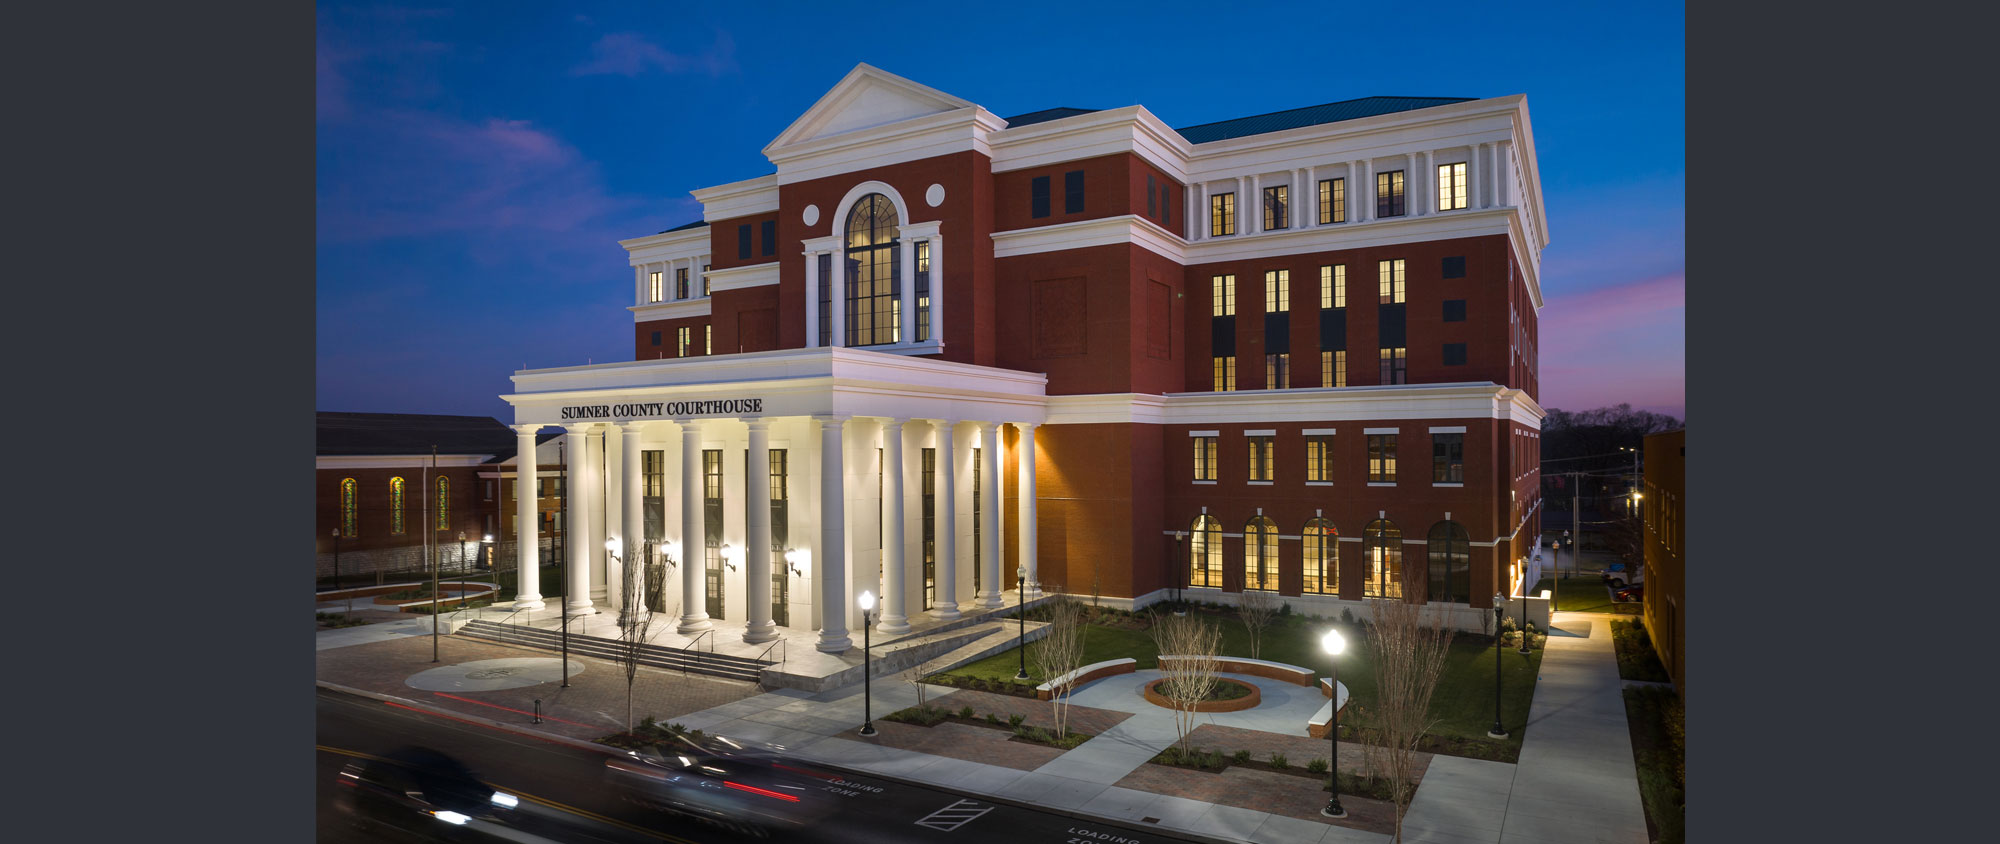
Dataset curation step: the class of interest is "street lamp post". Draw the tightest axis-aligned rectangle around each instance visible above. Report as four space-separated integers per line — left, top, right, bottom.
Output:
1173 531 1186 609
857 590 878 737
1517 578 1531 655
1488 596 1508 739
1014 565 1030 681
1551 539 1561 611
1320 628 1347 819
332 529 350 615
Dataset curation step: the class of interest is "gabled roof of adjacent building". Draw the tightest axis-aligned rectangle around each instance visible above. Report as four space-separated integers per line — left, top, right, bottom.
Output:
657 219 709 235
1173 96 1476 144
316 412 535 458
1002 107 1102 128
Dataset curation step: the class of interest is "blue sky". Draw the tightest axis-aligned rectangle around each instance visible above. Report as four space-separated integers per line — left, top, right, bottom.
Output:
317 1 1685 420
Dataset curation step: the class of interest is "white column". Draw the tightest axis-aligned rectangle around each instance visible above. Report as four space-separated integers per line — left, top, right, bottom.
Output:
976 422 1003 608
1246 174 1260 234
815 417 852 652
932 420 959 620
1355 160 1370 223
1301 167 1314 229
677 423 711 633
744 419 777 643
1016 422 1040 599
878 419 910 634
512 426 543 610
805 251 820 347
620 422 644 615
563 424 595 617
898 236 915 345
1192 181 1206 240
1407 153 1419 216
928 236 944 347
829 249 846 347
1235 176 1247 234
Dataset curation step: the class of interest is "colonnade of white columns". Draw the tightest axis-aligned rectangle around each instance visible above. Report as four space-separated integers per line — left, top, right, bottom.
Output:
512 416 1039 655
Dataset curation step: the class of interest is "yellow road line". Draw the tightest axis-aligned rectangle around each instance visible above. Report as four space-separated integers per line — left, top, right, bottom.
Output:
316 744 695 843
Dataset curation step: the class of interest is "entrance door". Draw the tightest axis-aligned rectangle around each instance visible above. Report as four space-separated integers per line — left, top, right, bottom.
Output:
772 569 789 627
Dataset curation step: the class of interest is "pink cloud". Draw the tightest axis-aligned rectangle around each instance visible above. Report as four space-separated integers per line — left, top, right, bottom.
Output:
1539 274 1685 418
570 31 735 77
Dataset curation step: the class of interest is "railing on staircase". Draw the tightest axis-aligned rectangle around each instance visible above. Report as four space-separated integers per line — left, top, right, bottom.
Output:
678 629 714 676
750 637 786 691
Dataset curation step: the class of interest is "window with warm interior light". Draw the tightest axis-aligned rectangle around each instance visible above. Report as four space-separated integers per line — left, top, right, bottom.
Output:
1210 192 1235 236
1437 162 1467 210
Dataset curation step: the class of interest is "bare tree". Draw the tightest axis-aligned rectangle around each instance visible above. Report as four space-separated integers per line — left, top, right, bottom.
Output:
1149 611 1222 754
901 655 938 711
616 545 668 732
1367 571 1455 842
1031 592 1088 738
1236 589 1278 660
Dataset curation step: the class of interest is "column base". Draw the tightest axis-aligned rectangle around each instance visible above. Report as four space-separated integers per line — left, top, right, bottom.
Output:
931 603 961 621
876 615 912 635
564 598 594 617
677 614 713 635
975 592 1005 609
742 621 779 644
513 594 544 611
816 630 853 653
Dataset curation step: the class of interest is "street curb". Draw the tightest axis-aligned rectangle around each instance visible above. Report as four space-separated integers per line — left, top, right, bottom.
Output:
315 680 619 757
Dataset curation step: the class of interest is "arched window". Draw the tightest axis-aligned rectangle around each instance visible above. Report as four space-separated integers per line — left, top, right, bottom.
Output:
1427 521 1472 604
1302 518 1336 594
1363 518 1402 598
436 476 450 531
340 478 358 537
389 477 407 535
1244 516 1279 591
844 193 902 346
1189 515 1223 588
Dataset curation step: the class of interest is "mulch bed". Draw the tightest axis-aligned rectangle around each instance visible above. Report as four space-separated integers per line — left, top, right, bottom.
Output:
838 720 1069 771
1115 763 1400 835
922 687 1135 737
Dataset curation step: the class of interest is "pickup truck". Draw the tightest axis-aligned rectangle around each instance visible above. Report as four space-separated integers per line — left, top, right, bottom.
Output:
1601 563 1644 590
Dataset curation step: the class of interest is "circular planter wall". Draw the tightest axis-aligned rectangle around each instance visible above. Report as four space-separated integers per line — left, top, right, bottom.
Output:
1143 677 1262 713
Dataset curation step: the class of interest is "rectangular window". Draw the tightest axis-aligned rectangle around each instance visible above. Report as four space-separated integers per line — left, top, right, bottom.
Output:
702 264 709 296
1064 170 1085 214
971 447 982 591
705 324 713 355
1263 185 1288 230
1264 269 1290 313
1031 176 1050 218
1368 434 1398 482
1443 299 1467 322
922 447 935 610
738 224 752 260
1442 256 1466 279
1193 436 1219 481
1437 162 1468 210
1210 192 1235 236
1147 174 1156 217
1433 433 1465 483
1212 355 1236 391
1248 436 1275 482
1211 274 1235 316
676 326 690 357
643 449 665 542
649 270 663 303
1443 343 1467 366
1318 177 1345 224
676 268 689 299
1378 259 1405 304
1376 170 1406 218
703 449 723 619
1307 435 1334 482
1379 347 1407 384
761 219 776 257
915 241 931 342
650 330 662 346
1320 264 1345 309
1160 183 1171 226
1322 350 1346 387
1266 353 1289 389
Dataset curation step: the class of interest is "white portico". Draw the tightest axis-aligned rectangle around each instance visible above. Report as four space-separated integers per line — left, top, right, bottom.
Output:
501 346 1047 654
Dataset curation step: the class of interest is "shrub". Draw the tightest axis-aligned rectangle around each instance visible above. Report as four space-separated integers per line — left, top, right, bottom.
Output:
985 712 1003 725
1500 615 1518 632
1232 749 1252 765
1340 608 1356 625
1203 749 1224 769
1279 602 1292 616
959 705 976 719
1008 713 1025 727
1306 757 1329 774
1268 752 1290 769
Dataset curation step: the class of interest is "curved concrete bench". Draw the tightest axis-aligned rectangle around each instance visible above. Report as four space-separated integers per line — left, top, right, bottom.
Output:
1035 657 1136 700
1306 681 1352 739
1157 655 1315 686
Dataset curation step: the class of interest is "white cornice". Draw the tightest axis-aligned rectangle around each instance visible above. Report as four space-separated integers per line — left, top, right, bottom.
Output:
628 299 711 322
619 227 708 254
988 105 1192 182
767 106 1006 187
765 62 979 153
316 454 496 469
991 214 1186 262
705 262 779 292
1187 208 1514 265
1043 383 1546 427
692 174 780 222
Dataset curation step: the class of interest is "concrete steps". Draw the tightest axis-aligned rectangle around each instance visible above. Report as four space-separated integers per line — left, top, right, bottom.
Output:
456 619 771 683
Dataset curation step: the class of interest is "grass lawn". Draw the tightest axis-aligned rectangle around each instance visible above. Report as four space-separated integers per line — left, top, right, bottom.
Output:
1531 576 1641 614
1623 685 1685 844
939 610 1543 752
1610 619 1671 683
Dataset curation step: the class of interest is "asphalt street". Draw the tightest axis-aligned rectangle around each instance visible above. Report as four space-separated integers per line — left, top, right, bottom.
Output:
317 687 1210 844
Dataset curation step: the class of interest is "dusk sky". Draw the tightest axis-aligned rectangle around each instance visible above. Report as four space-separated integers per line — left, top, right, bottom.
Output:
317 1 1684 422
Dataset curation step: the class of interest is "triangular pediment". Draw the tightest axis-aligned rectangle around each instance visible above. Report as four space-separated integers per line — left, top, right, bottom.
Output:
766 63 977 154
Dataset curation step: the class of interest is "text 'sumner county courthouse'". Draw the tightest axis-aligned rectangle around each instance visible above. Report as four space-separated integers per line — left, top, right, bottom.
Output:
498 63 1549 651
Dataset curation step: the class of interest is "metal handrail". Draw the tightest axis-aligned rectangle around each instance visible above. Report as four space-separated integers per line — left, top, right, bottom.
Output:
678 629 714 676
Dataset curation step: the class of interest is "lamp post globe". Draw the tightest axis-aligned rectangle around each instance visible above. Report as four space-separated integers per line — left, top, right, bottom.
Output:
1320 628 1346 818
857 590 878 737
1014 566 1030 681
1488 595 1509 739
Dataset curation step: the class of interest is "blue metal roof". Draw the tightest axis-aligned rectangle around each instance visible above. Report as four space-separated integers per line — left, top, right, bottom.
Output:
658 219 709 234
1001 107 1101 128
1173 96 1476 144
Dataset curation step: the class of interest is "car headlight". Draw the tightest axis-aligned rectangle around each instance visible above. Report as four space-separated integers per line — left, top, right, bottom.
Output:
433 810 471 825
491 792 519 809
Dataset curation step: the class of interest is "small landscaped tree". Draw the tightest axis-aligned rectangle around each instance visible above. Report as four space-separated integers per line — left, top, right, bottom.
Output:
1236 588 1277 659
1149 611 1222 754
1031 591 1087 738
1367 569 1456 842
616 543 668 733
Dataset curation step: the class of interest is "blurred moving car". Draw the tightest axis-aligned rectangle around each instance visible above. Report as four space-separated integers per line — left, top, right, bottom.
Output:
605 731 841 838
1614 584 1644 603
338 746 546 842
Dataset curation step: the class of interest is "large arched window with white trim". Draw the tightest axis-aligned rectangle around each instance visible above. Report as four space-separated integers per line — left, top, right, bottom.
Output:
1427 521 1471 604
1363 518 1402 598
844 193 901 346
1302 518 1336 594
389 477 407 536
1189 514 1223 588
1244 516 1280 591
340 478 358 537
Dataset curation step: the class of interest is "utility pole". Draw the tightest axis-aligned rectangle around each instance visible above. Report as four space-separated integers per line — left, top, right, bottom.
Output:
430 445 441 663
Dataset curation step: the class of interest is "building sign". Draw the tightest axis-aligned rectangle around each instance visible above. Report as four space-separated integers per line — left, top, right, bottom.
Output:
559 399 764 421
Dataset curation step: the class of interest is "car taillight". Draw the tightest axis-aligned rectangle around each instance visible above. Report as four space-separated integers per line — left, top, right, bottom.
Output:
723 781 799 803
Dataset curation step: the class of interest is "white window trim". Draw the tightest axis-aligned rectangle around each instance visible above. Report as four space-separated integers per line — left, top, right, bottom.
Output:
1248 481 1274 486
1189 430 1221 438
1367 482 1396 487
1192 480 1217 485
1364 427 1400 435
1302 427 1336 436
1306 481 1333 487
1433 482 1465 488
1428 425 1467 434
1245 429 1277 436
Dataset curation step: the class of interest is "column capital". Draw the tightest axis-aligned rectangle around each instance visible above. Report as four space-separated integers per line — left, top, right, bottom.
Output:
881 417 907 432
511 424 543 435
744 418 774 433
930 419 956 432
809 414 852 426
1013 421 1040 432
618 420 647 433
971 420 998 434
562 422 597 435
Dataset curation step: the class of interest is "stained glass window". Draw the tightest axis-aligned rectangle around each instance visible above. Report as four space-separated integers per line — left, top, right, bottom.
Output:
435 476 449 530
389 477 406 535
340 478 358 537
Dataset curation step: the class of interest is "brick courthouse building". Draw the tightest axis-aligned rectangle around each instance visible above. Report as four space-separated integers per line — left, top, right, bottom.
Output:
497 65 1549 651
